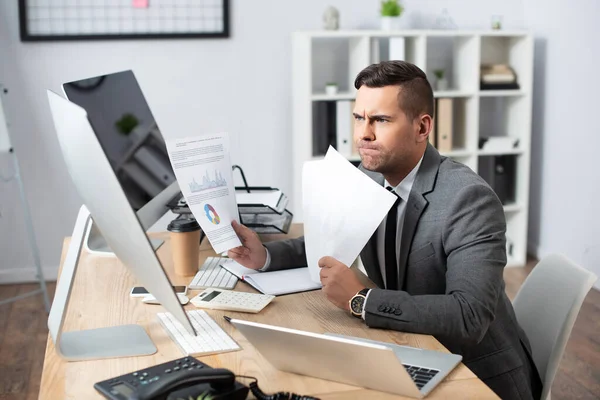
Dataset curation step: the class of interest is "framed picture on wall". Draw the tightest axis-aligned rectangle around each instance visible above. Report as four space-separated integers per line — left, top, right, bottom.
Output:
18 0 230 42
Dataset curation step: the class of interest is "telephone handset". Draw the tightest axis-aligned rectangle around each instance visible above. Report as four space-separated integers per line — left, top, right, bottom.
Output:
134 368 236 400
94 357 248 400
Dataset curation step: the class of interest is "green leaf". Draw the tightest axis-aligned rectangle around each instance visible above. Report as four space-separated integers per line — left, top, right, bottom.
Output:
114 113 139 135
197 392 215 400
381 0 404 17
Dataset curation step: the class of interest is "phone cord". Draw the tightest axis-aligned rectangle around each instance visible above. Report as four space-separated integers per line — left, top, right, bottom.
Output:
236 375 320 400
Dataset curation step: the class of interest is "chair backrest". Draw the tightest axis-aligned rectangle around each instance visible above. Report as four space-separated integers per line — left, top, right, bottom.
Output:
512 254 597 400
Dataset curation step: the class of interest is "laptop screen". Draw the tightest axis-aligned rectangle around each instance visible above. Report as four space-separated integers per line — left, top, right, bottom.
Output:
63 70 176 211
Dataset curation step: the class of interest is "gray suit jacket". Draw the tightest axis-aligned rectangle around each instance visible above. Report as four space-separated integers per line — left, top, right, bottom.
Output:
264 144 542 400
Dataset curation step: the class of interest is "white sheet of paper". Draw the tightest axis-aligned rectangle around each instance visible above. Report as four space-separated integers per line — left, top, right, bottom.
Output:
165 133 242 253
303 146 398 282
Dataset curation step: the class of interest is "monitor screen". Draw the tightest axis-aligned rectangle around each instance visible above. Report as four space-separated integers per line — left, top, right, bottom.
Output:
63 70 176 211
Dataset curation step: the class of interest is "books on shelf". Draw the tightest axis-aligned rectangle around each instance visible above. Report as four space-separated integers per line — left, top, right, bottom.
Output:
434 98 453 152
480 64 520 90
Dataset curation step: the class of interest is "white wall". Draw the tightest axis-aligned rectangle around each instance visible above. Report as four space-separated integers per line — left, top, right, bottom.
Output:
524 0 600 289
0 0 527 282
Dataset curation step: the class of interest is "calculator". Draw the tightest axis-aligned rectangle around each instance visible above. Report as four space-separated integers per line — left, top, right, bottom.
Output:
191 288 275 313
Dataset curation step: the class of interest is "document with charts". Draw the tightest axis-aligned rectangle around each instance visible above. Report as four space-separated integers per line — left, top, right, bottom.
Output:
302 146 398 283
165 133 242 253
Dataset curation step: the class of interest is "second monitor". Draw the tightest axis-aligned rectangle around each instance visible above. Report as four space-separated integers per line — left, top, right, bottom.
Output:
63 70 182 254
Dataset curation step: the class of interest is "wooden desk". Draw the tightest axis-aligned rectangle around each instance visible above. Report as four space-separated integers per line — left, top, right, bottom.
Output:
40 225 498 399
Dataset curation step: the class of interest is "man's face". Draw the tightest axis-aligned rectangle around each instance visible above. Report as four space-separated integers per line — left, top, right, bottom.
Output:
353 85 422 175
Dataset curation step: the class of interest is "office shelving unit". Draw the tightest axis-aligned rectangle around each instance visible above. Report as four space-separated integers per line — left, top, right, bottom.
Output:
291 30 533 267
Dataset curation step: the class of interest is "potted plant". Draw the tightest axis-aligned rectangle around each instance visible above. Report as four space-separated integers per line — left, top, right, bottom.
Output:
433 69 448 91
380 0 404 31
325 82 338 95
115 113 139 136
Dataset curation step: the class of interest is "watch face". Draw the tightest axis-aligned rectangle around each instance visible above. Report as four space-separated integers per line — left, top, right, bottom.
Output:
350 295 365 314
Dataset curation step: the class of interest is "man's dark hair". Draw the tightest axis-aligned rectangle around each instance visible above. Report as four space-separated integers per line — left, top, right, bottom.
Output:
354 60 434 120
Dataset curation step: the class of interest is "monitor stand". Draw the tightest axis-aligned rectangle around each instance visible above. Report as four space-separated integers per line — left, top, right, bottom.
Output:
85 219 164 256
48 205 157 361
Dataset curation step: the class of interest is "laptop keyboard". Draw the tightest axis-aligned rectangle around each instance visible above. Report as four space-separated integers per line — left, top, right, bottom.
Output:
402 364 440 389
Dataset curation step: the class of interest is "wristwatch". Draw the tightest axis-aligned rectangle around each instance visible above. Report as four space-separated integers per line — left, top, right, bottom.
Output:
349 288 370 318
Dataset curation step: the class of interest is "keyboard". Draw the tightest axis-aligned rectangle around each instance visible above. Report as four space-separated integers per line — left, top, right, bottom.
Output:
157 310 240 356
189 257 238 290
402 363 440 390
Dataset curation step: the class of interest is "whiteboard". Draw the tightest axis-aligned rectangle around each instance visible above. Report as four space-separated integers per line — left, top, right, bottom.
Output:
19 0 229 41
0 90 11 153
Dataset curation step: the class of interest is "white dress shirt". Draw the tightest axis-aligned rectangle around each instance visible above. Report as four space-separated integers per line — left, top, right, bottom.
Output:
362 155 423 319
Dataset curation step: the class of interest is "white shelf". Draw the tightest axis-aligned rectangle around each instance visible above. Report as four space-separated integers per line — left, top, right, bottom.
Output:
293 30 533 267
311 92 356 101
434 90 475 98
478 148 524 156
440 149 473 158
479 90 526 97
296 30 530 39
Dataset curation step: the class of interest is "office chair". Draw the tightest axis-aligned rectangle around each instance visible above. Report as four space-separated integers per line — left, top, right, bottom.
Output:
512 254 598 400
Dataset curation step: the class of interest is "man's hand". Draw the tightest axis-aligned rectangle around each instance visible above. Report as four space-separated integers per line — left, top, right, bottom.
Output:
319 256 364 310
227 221 267 270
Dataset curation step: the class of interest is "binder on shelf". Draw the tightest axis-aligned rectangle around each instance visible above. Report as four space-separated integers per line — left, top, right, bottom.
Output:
435 98 453 152
478 155 516 205
335 100 353 157
312 101 336 156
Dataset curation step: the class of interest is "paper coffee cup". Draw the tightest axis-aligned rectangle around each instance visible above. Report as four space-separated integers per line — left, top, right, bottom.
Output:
167 217 201 276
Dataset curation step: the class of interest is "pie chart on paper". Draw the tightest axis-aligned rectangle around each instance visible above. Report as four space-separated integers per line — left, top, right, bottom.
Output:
204 204 221 225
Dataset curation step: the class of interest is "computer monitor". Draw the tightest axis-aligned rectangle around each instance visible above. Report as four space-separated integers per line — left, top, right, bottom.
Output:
46 90 195 360
62 70 181 254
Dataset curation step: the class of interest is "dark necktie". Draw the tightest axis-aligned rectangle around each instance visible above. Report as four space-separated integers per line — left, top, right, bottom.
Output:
385 187 401 290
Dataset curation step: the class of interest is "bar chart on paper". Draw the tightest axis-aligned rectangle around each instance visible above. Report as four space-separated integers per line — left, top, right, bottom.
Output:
188 170 227 193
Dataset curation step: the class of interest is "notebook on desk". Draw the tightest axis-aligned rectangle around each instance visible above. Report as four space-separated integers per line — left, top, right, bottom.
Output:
219 258 322 296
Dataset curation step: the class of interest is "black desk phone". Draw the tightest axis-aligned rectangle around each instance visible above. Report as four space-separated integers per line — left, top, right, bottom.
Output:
94 356 248 400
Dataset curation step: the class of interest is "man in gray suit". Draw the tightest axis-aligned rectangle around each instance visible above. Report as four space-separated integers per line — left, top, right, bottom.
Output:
228 60 542 400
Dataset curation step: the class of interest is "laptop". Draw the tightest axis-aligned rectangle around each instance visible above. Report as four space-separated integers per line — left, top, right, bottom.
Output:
227 317 462 398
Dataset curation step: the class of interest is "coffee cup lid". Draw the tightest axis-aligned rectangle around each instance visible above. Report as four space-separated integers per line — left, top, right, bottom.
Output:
167 217 201 233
